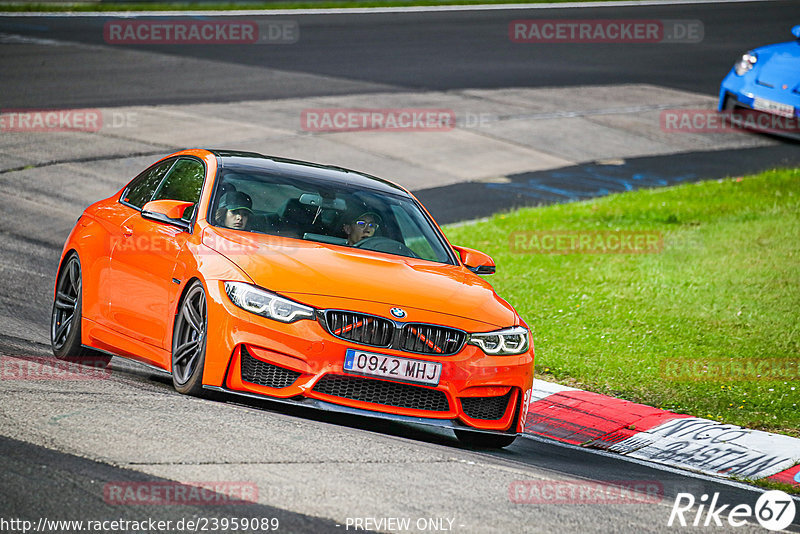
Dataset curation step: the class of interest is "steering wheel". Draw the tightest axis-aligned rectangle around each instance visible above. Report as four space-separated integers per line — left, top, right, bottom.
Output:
352 236 419 258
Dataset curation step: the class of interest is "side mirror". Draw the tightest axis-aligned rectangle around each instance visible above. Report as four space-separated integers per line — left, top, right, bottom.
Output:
141 200 194 232
792 25 800 39
452 245 496 275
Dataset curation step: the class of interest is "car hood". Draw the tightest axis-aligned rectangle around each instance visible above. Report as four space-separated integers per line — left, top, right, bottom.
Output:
202 228 518 329
754 41 800 90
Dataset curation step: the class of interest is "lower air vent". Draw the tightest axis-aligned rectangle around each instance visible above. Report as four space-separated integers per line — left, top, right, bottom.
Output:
313 374 450 412
240 346 301 389
460 391 513 420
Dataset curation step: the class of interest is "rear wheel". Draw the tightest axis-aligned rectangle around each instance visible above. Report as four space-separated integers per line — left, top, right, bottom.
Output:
171 280 208 396
454 429 517 449
51 253 111 365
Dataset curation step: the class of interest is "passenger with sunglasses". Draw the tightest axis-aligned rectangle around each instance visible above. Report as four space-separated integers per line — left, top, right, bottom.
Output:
343 211 381 245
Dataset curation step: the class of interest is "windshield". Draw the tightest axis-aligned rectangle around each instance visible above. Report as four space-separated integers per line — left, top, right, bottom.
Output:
208 167 455 264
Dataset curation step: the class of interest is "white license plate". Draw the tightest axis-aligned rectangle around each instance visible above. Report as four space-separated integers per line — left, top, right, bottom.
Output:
753 97 795 118
344 348 441 386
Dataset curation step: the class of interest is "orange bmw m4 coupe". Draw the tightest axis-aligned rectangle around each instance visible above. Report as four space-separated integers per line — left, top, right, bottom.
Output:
52 149 534 447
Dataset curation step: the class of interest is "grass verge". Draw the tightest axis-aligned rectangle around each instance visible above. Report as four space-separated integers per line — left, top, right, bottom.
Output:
444 168 799 438
745 477 800 496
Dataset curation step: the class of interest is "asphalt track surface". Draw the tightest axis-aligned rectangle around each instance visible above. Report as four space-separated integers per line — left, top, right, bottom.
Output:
2 1 800 532
421 144 800 224
1 339 794 533
0 1 798 107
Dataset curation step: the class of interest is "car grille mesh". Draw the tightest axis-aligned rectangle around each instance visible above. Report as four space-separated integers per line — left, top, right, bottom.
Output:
399 324 466 355
313 374 450 412
240 346 301 389
323 311 466 355
460 391 513 420
325 311 393 347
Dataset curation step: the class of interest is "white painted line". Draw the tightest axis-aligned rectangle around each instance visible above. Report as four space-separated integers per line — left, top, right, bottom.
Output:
525 385 800 483
530 378 580 400
0 0 784 17
521 432 800 501
0 31 113 50
496 103 712 122
0 32 67 45
612 417 800 479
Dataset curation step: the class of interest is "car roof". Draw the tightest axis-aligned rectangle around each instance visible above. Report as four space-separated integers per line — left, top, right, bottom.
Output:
209 149 410 197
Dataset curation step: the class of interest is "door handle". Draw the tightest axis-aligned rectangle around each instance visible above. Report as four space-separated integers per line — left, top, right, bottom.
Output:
122 225 133 238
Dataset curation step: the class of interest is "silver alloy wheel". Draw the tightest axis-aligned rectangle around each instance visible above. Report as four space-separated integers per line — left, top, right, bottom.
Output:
172 282 207 386
51 255 81 351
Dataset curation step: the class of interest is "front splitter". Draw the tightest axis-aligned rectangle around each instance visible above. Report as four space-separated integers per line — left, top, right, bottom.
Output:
203 385 518 437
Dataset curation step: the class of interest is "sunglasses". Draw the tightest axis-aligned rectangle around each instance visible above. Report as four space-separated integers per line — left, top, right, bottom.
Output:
355 220 379 229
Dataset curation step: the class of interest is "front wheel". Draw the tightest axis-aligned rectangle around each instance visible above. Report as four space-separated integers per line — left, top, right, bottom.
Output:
171 280 208 396
51 253 111 365
455 430 517 449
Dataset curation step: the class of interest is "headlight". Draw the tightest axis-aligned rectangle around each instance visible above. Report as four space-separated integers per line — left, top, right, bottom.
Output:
224 281 315 323
468 326 529 355
734 51 757 76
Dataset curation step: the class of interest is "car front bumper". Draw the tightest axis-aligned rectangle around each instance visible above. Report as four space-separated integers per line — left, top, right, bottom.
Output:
202 281 534 434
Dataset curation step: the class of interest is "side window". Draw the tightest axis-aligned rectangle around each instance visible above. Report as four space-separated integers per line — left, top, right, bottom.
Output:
121 159 175 209
152 158 205 220
153 159 204 203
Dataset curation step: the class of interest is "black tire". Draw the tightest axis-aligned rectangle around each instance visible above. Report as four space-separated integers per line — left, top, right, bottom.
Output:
721 94 738 112
171 280 208 396
51 253 111 366
455 430 517 449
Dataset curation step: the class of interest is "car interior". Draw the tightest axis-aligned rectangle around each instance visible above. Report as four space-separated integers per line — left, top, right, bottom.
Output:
207 171 450 263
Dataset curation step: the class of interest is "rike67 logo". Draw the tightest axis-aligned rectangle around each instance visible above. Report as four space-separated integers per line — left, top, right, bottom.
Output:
668 490 796 531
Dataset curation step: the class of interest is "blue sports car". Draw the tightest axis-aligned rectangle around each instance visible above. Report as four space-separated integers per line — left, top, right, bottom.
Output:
719 25 800 137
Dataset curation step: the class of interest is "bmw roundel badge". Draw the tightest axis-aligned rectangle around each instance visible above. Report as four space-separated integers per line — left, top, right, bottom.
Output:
390 307 407 319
